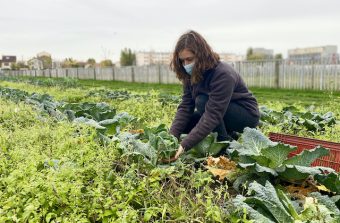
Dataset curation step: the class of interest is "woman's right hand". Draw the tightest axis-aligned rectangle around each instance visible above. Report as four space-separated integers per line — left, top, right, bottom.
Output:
174 145 185 160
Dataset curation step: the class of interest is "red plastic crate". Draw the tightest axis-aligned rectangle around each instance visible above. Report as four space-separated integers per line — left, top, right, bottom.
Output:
269 132 340 172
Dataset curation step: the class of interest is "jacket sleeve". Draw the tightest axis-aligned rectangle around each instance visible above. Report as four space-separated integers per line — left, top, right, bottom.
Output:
170 79 195 139
180 69 237 150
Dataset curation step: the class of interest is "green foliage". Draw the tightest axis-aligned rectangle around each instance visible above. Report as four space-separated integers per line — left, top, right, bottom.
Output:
38 55 52 69
275 54 283 60
0 98 230 222
60 102 116 122
246 47 272 60
260 105 337 134
142 124 179 160
120 48 136 66
86 89 143 101
62 57 79 68
229 128 333 183
100 59 113 67
158 93 181 106
87 58 96 67
314 172 340 194
1 76 339 222
0 75 80 88
182 132 228 159
231 181 340 223
10 61 29 70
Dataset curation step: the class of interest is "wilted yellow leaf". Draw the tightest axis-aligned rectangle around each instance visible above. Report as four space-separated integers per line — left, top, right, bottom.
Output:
206 167 232 181
206 156 237 170
129 129 144 134
316 185 330 192
205 156 238 181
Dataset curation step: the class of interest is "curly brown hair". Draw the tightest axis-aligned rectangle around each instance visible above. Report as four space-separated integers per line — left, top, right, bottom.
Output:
170 30 220 84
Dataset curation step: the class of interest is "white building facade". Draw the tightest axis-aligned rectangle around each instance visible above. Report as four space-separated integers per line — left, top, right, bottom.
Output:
288 45 338 62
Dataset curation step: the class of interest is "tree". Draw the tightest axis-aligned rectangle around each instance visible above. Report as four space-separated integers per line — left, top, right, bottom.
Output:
246 47 271 60
37 55 52 69
246 47 253 60
100 60 113 67
87 58 96 67
61 58 79 68
120 48 136 66
10 62 28 70
10 63 18 70
275 54 283 60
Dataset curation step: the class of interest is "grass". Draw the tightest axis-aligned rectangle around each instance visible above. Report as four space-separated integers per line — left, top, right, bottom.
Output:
78 79 340 106
3 76 340 106
79 79 182 95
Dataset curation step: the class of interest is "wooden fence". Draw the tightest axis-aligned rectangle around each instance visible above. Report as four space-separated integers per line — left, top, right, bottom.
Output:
3 59 340 90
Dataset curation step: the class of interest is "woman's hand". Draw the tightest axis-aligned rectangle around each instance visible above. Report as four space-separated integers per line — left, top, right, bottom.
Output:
174 145 185 160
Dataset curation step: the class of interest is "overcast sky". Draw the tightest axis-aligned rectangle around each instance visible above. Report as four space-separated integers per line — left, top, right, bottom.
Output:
1 0 340 62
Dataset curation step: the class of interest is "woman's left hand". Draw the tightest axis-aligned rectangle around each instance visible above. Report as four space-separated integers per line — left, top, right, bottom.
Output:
174 145 185 160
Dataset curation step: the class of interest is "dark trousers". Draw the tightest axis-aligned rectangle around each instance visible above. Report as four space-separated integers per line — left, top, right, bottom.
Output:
183 94 259 141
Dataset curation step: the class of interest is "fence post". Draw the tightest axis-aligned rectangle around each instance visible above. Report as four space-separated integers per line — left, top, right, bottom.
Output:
131 66 135 82
158 64 162 84
94 67 96 80
311 59 315 90
275 60 280 88
112 67 115 81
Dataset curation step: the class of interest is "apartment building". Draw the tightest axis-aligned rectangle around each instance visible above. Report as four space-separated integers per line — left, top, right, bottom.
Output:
288 45 338 62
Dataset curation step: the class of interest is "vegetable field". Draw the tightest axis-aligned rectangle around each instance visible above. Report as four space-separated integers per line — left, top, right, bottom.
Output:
0 76 340 222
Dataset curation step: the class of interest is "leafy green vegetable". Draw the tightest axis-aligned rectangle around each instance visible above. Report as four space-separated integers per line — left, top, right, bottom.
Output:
232 181 294 223
278 165 334 181
228 128 333 182
142 124 179 160
260 105 337 133
232 181 340 223
283 146 329 166
315 172 340 194
60 102 116 121
118 132 158 166
182 132 228 159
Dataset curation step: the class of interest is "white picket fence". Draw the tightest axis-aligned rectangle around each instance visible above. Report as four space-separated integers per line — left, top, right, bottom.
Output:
3 59 340 90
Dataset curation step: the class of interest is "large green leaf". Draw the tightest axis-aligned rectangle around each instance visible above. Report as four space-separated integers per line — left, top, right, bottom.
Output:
98 118 119 135
315 172 340 194
309 192 340 218
73 117 105 130
283 147 329 166
183 132 228 158
278 165 334 181
303 119 320 131
299 193 340 222
228 127 276 156
118 132 157 165
260 106 337 133
151 131 178 160
99 112 135 135
276 189 300 220
261 143 296 168
141 124 179 160
60 102 116 121
246 181 294 223
232 195 275 223
233 181 340 223
238 163 278 177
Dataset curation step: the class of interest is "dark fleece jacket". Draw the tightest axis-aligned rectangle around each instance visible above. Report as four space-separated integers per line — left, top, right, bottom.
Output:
170 62 260 150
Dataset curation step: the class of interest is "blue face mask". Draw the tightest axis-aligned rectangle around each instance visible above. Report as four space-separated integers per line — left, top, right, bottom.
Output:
183 62 194 75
